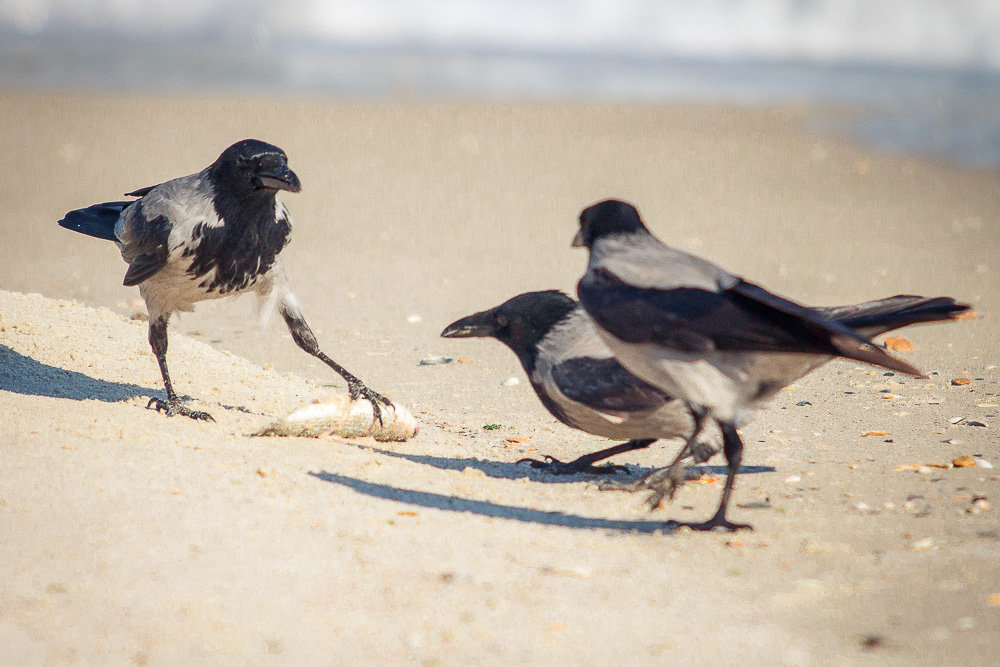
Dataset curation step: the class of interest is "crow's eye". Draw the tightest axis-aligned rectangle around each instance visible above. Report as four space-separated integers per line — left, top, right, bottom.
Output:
493 313 509 330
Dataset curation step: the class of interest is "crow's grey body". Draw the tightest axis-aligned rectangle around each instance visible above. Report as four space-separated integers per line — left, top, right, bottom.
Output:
58 139 391 421
577 229 925 425
530 306 695 440
114 172 294 321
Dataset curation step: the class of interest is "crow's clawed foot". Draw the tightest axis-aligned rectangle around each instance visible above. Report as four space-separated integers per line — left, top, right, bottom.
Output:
598 462 696 493
516 455 630 476
689 441 718 465
146 397 215 422
348 382 393 426
598 462 700 510
666 515 753 533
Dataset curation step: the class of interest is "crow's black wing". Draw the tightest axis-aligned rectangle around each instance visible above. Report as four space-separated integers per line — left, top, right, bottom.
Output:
124 184 159 198
551 356 670 413
578 267 924 376
119 200 173 286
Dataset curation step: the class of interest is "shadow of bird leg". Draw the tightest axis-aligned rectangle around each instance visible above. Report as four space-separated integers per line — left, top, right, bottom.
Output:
518 439 654 475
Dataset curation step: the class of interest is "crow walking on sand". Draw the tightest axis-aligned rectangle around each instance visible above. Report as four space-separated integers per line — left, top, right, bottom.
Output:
573 199 967 531
59 139 391 422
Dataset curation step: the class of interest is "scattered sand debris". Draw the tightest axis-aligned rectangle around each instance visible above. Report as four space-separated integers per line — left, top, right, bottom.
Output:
541 566 593 579
861 431 891 437
909 537 936 551
505 437 531 444
884 335 914 351
418 356 453 366
951 378 972 386
692 475 720 485
895 458 985 472
254 395 419 441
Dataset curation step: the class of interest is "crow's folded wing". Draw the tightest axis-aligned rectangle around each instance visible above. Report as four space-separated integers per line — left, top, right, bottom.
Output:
551 355 670 412
578 267 925 376
118 200 172 286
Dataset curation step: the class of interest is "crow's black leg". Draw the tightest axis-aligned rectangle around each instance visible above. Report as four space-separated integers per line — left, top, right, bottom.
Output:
145 316 214 421
670 421 752 532
281 306 392 425
518 439 655 475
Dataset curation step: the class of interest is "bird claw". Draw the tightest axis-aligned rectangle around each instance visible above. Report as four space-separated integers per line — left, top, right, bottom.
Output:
516 455 630 476
348 382 393 427
146 397 215 422
597 461 694 509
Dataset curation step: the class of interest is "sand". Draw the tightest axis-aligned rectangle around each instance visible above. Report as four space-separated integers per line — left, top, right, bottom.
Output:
1 91 999 664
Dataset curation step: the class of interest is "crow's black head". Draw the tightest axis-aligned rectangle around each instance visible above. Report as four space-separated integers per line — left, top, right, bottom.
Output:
210 139 301 196
442 290 579 362
572 199 646 248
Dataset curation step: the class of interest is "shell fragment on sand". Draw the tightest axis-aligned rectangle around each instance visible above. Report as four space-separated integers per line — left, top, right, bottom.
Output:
254 395 419 441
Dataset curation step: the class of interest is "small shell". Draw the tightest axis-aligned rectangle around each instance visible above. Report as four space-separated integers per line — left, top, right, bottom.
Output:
953 456 977 468
255 395 419 441
884 335 914 351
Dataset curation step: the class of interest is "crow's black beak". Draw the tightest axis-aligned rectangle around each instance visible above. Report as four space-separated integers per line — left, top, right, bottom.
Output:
571 228 586 247
441 311 496 338
257 164 301 193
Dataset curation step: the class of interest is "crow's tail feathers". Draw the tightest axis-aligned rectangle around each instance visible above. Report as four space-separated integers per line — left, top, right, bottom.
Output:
823 295 974 338
57 201 131 242
821 294 973 379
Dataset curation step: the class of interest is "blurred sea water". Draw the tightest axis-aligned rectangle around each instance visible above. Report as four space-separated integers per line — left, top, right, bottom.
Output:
2 0 999 170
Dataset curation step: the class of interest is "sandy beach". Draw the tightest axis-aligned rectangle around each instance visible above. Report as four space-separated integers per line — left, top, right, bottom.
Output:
1 91 999 664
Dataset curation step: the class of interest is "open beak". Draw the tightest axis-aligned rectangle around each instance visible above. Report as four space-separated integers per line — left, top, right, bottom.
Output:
441 310 496 338
571 229 585 247
257 165 302 193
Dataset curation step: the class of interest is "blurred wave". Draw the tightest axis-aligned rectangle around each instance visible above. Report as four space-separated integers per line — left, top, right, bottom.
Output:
2 0 999 169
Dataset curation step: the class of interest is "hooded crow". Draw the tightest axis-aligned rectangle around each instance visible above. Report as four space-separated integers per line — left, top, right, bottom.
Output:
443 291 715 475
442 290 969 484
58 139 392 422
573 198 963 531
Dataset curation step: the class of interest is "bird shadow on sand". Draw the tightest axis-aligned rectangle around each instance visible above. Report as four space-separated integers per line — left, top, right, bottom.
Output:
350 444 774 485
308 470 672 533
0 344 155 402
0 344 265 416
